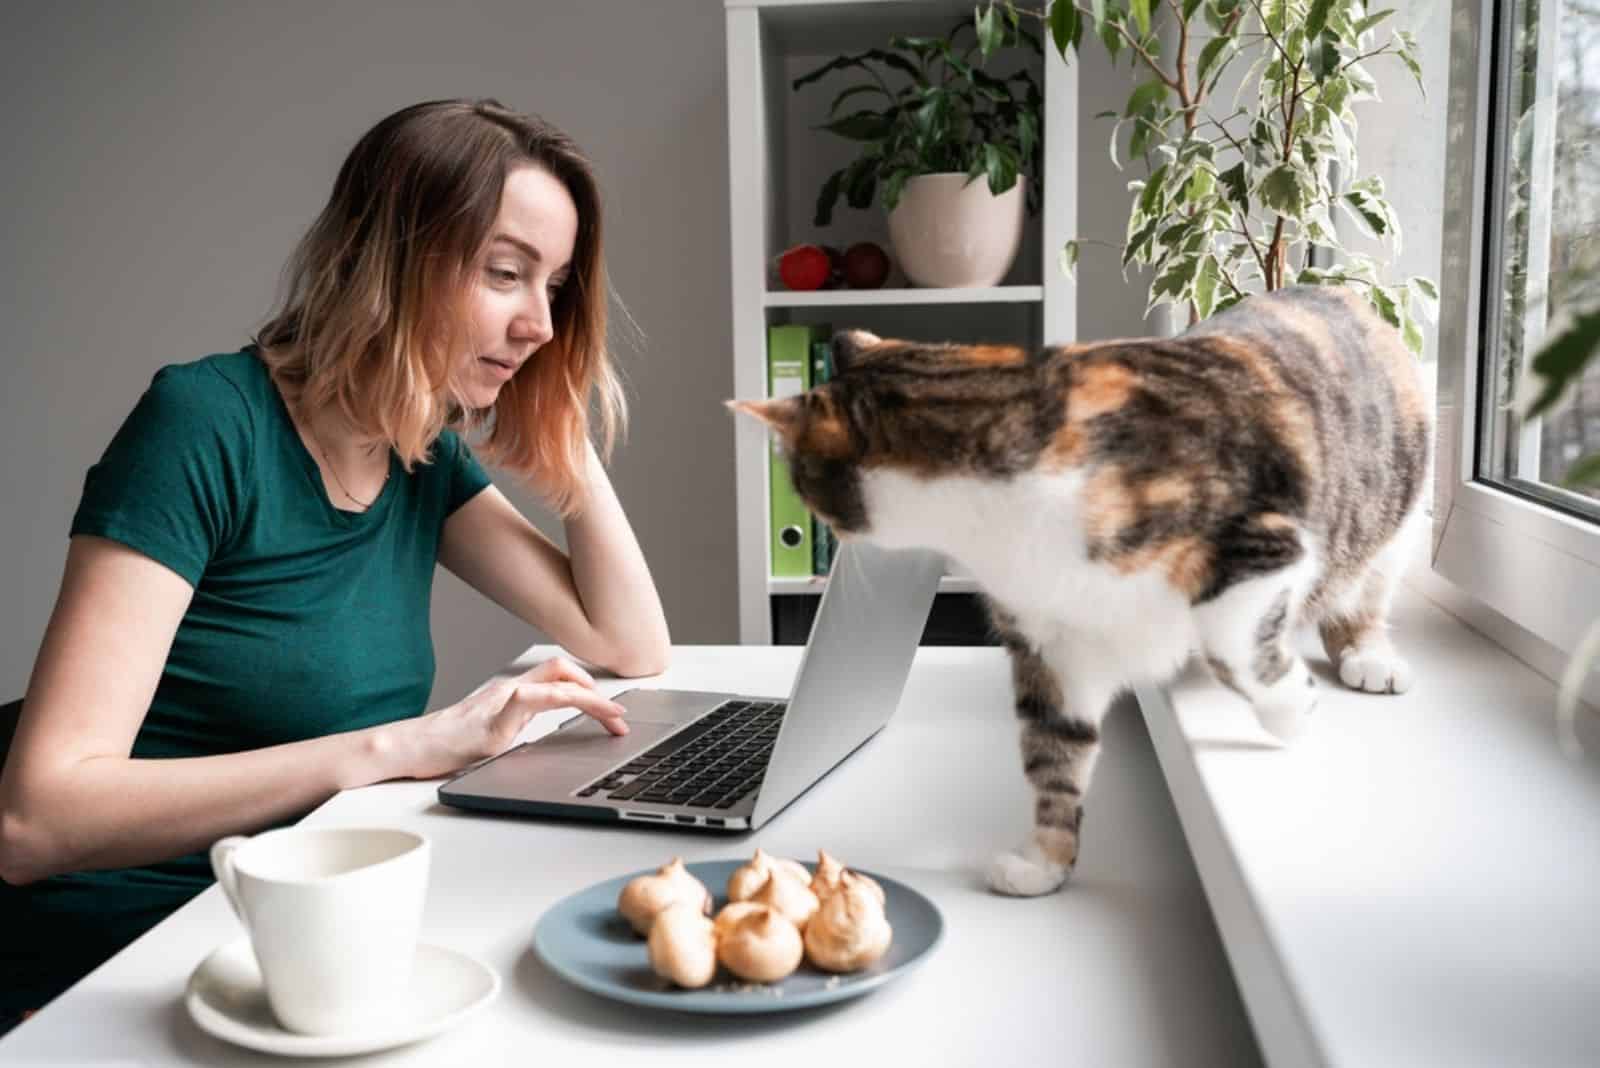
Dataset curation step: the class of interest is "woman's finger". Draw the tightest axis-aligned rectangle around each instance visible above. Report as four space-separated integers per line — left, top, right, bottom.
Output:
523 657 596 689
517 683 629 735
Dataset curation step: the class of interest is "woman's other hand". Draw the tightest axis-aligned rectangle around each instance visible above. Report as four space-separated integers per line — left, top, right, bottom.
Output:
386 658 628 780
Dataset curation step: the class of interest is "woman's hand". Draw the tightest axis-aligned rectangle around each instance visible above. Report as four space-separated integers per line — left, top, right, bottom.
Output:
385 657 629 780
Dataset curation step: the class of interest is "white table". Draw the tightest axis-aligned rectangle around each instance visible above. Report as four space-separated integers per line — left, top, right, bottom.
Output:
2 646 1262 1066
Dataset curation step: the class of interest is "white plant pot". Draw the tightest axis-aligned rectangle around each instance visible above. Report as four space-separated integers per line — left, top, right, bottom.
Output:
886 172 1025 288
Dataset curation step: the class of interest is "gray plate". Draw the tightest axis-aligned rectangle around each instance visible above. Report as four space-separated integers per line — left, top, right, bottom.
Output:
532 859 944 1014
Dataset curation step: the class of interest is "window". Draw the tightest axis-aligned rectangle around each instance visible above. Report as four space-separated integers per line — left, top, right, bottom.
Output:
1478 0 1600 518
1432 0 1600 655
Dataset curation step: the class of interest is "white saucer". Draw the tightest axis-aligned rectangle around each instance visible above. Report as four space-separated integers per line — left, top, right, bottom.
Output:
185 937 500 1058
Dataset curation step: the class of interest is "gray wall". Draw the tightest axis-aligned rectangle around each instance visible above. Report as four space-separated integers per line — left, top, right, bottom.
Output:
5 2 1426 710
0 0 734 706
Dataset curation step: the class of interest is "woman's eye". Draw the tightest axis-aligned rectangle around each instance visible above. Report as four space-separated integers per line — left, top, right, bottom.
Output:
488 267 520 285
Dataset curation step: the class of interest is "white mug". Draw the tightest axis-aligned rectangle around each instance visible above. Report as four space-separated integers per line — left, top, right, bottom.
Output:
209 826 430 1035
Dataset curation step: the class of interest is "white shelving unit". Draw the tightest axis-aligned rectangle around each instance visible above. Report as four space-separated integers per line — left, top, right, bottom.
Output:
725 0 1078 643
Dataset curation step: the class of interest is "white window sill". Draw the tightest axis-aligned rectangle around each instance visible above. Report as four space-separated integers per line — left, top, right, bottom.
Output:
1136 578 1600 1068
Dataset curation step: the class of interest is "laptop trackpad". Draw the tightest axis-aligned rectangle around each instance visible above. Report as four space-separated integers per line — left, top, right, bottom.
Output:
536 716 679 756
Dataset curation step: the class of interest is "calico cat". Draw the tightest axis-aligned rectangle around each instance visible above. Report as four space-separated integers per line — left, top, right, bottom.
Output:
732 284 1431 897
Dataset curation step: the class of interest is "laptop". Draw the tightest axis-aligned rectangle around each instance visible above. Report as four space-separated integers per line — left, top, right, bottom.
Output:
438 541 944 832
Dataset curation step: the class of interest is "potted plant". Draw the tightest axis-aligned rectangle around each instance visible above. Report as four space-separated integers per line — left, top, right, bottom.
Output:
792 16 1044 288
975 0 1435 347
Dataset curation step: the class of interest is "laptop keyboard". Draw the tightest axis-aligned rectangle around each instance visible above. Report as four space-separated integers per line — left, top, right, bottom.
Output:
575 699 786 810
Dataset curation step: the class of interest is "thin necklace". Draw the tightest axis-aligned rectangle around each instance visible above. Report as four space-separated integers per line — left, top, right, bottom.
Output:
309 425 389 509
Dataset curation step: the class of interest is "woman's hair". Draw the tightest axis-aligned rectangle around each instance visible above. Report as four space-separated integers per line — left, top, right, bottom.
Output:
253 98 624 514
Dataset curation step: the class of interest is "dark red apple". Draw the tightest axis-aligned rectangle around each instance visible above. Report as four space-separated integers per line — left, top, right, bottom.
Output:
842 241 891 289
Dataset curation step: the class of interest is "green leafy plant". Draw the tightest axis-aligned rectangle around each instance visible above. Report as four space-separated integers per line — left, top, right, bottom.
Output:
793 16 1043 227
977 0 1435 348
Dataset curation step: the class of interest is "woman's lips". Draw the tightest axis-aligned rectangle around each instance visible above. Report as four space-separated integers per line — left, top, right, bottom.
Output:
479 355 517 380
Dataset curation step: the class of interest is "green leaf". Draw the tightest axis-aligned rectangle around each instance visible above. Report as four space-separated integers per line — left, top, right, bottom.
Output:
1140 162 1169 213
1089 0 1108 30
1258 165 1308 217
1352 9 1395 39
883 169 912 213
1305 0 1335 37
975 3 1006 58
1125 79 1170 118
1213 291 1246 315
1151 255 1200 303
1194 254 1221 318
1049 0 1080 58
1562 452 1600 489
1183 0 1205 19
1310 30 1341 81
1401 310 1424 356
1124 218 1160 266
1198 37 1234 88
984 142 1019 194
1059 239 1080 279
1100 18 1124 60
828 84 888 117
1131 0 1152 37
1526 306 1600 418
821 111 892 141
1370 286 1400 329
1408 276 1440 323
844 157 883 209
1186 166 1216 202
1341 191 1388 238
814 169 845 227
792 53 868 92
1398 44 1426 97
1218 162 1249 209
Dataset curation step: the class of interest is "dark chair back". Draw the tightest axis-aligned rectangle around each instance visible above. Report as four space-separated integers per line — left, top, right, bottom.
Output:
0 699 20 775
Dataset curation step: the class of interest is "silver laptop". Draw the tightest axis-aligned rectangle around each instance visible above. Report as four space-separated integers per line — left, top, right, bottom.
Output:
438 541 943 832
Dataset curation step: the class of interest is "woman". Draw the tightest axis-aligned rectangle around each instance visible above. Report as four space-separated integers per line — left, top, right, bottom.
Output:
0 98 671 1026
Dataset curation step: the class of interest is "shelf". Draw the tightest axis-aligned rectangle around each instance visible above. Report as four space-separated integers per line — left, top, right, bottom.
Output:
730 0 979 57
769 574 981 595
765 286 1044 308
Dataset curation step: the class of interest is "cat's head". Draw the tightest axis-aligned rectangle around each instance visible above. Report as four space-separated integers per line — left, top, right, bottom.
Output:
729 329 1056 539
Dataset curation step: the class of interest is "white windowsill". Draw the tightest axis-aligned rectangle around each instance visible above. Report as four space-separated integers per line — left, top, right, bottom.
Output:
1136 577 1600 1067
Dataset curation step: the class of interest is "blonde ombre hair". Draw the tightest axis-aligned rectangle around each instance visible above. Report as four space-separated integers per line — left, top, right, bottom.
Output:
253 98 624 515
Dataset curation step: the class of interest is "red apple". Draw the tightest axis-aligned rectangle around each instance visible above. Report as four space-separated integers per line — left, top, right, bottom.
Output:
777 244 832 291
842 241 891 289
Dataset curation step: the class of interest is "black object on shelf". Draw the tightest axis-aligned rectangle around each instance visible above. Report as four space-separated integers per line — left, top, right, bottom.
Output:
770 592 998 646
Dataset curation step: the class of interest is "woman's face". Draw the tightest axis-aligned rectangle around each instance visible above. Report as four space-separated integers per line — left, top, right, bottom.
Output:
456 164 579 409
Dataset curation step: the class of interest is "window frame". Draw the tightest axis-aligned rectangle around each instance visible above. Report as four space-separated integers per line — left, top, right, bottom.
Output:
1433 0 1600 657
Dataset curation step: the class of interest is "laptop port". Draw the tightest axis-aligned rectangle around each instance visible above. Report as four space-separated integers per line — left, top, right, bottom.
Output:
674 814 696 825
705 817 725 827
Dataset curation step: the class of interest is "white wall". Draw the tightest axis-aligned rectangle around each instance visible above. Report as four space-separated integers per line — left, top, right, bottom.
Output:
0 0 734 706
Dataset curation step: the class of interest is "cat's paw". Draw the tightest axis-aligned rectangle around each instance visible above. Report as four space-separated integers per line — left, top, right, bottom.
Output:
1251 660 1317 743
987 840 1073 897
1338 645 1413 694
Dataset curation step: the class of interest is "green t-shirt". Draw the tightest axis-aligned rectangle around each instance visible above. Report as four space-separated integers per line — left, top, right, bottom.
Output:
2 348 492 1010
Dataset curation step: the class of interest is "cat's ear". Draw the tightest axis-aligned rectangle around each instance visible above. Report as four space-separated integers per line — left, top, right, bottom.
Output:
831 329 881 374
726 397 804 443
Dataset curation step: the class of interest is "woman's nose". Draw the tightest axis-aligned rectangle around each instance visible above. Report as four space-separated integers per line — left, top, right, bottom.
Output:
510 297 553 348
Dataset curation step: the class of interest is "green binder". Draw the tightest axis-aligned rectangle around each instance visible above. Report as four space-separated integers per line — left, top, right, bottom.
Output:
767 323 829 578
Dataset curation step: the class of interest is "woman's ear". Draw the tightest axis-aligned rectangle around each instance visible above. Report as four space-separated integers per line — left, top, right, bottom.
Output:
830 329 881 374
